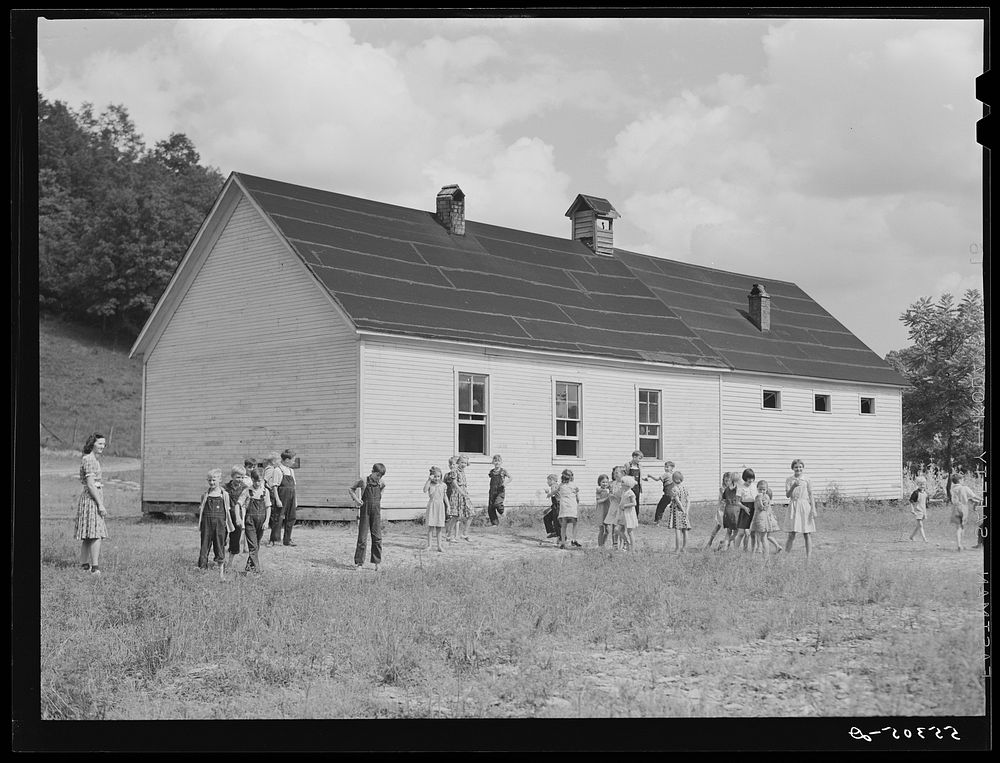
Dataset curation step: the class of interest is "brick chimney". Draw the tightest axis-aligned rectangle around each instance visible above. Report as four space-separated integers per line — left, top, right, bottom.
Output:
565 194 619 256
436 185 465 235
748 284 771 332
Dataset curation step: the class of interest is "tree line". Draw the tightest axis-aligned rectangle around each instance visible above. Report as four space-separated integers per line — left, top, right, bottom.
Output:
38 94 224 337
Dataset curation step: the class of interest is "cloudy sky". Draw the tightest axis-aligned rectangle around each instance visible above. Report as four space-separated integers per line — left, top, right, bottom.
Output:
36 14 985 357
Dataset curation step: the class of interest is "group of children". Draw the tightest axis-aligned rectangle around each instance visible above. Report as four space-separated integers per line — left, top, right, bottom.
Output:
197 446 983 576
196 449 298 579
418 454 513 554
908 472 984 551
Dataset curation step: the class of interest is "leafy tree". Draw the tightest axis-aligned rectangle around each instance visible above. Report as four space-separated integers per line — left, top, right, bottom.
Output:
886 290 985 497
38 94 224 336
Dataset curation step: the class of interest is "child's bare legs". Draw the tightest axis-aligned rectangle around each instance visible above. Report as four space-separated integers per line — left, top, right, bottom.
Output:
803 533 812 558
767 533 782 553
956 526 964 551
705 523 722 549
674 528 682 551
435 527 443 551
461 517 472 540
909 520 927 542
785 531 797 554
568 518 579 545
559 517 568 547
678 528 688 552
598 523 608 548
732 529 746 550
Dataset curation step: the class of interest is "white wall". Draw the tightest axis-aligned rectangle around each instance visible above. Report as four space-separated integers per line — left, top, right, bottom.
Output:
358 337 721 512
142 195 359 508
721 373 903 500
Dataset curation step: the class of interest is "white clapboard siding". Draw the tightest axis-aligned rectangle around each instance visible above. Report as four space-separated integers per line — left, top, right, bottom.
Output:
358 337 721 515
142 195 359 508
721 374 903 500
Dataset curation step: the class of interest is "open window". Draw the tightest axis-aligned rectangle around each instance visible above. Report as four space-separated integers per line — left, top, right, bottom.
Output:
555 381 582 457
458 372 488 454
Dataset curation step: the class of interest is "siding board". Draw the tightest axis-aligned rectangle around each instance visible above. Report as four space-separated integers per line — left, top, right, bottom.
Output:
142 195 359 509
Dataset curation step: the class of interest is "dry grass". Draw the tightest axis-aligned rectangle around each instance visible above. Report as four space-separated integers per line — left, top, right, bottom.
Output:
40 490 986 719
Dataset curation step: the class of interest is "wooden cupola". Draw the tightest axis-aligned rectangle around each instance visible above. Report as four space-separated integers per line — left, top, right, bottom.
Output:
565 194 620 256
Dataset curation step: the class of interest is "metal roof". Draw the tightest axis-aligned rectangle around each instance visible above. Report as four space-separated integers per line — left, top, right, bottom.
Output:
236 173 905 385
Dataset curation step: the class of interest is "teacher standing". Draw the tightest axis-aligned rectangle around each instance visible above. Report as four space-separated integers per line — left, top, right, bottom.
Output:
74 432 108 575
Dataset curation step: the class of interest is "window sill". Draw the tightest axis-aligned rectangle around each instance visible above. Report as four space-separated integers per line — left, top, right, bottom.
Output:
552 457 586 466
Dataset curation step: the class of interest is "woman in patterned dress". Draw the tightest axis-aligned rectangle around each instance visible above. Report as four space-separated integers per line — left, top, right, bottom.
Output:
74 433 108 576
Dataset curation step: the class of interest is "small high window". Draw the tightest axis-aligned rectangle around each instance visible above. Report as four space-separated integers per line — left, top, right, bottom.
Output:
860 397 875 415
762 390 782 410
814 394 832 413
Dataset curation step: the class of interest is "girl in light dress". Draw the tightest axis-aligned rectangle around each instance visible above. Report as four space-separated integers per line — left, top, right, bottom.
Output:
666 471 691 552
784 459 817 557
617 474 639 551
908 476 929 542
557 468 581 549
750 479 782 555
423 466 449 552
602 466 625 549
596 474 612 548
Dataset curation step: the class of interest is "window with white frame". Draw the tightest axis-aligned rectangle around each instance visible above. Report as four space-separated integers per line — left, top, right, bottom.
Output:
860 396 875 415
762 389 782 410
814 393 832 413
638 389 661 459
458 373 488 454
555 381 582 457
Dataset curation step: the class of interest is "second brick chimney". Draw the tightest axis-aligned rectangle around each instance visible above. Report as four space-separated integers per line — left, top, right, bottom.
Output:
436 185 465 235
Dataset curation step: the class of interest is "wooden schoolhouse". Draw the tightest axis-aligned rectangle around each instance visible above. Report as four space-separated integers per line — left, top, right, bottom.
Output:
130 173 907 519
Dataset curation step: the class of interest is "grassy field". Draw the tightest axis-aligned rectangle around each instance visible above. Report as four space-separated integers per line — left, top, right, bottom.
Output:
40 458 986 721
39 314 142 457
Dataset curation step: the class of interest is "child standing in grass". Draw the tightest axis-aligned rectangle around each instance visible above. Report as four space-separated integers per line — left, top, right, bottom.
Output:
543 473 561 541
626 451 644 522
223 466 249 571
602 466 625 549
618 475 639 551
783 459 816 558
444 456 460 542
423 466 449 552
721 472 742 549
733 468 757 552
197 469 234 580
349 463 387 570
908 476 929 542
705 471 731 550
647 461 676 525
751 479 782 555
455 455 475 541
487 455 512 526
596 474 612 548
949 473 982 551
557 468 581 549
667 471 691 551
243 468 272 573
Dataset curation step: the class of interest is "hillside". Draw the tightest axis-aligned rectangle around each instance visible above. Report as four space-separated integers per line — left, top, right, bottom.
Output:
39 314 143 457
